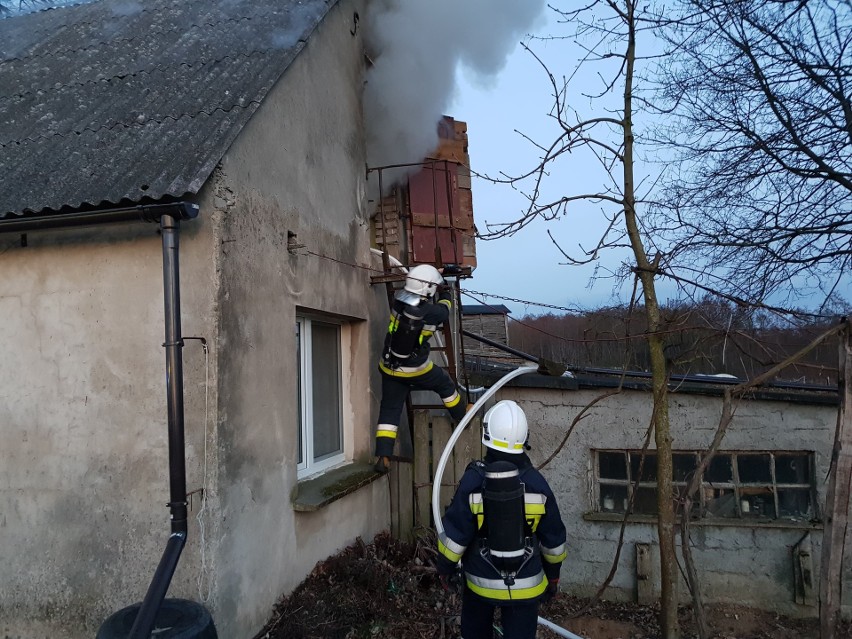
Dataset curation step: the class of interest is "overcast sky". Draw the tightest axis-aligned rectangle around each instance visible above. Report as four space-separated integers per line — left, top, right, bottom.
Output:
448 8 672 318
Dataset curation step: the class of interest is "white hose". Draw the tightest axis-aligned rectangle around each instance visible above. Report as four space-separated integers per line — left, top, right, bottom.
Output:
431 364 587 639
432 365 538 535
370 247 408 273
537 616 586 639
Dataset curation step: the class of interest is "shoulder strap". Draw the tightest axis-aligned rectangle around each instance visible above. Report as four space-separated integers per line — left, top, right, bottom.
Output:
466 460 487 477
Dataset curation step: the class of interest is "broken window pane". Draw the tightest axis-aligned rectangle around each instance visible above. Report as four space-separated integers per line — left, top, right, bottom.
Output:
775 454 810 484
673 453 698 482
705 455 733 483
703 487 737 518
738 453 772 483
599 451 628 480
778 488 813 518
630 452 657 482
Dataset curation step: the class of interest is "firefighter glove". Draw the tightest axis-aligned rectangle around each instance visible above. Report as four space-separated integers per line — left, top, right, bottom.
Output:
439 569 462 594
542 578 559 602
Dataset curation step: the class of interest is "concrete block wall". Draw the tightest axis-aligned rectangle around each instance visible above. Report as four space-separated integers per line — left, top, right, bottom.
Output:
495 385 849 618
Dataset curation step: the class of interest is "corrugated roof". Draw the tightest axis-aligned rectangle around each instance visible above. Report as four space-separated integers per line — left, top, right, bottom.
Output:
0 0 336 216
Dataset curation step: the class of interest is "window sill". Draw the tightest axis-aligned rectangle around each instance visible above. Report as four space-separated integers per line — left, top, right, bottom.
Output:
292 462 383 512
583 511 823 530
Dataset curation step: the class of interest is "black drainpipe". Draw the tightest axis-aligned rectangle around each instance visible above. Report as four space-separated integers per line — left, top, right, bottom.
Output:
0 201 199 638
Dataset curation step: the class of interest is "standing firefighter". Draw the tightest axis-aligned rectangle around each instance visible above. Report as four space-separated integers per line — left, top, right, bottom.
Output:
436 400 567 639
374 264 468 473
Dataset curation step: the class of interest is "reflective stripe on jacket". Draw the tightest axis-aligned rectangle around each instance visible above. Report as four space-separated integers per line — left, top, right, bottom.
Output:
379 292 450 375
437 454 567 604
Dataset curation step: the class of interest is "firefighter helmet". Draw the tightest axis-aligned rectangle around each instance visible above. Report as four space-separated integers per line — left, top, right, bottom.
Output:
404 264 443 299
482 400 528 454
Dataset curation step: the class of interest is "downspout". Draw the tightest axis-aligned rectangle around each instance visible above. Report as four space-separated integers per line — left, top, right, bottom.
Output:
127 210 191 638
0 201 200 638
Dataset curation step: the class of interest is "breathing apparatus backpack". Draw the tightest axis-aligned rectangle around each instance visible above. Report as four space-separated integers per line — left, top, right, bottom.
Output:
381 300 426 369
480 460 534 585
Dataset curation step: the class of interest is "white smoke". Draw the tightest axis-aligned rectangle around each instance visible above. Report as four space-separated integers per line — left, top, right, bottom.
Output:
363 0 546 181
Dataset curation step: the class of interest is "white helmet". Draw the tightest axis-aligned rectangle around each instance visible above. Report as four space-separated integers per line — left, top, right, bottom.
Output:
482 400 528 454
404 264 443 299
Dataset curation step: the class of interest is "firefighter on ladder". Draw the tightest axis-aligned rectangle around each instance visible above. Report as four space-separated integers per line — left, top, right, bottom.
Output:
374 264 469 474
436 400 567 639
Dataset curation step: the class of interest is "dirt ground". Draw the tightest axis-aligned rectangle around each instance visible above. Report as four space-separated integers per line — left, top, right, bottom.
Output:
252 531 849 639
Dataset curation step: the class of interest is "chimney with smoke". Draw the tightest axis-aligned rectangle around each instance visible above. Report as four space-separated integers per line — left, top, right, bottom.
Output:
363 0 546 179
363 0 546 273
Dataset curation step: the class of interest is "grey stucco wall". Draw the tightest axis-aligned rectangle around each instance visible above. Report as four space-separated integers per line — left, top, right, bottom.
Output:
203 1 387 638
0 1 389 638
0 215 219 638
495 384 850 618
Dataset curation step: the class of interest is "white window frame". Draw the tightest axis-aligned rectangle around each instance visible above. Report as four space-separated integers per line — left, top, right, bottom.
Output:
297 315 345 479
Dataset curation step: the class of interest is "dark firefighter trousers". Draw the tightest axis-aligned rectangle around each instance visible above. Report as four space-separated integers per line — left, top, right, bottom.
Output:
461 586 539 639
375 365 467 457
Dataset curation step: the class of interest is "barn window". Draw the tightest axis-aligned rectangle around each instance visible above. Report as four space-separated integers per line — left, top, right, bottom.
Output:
595 449 817 522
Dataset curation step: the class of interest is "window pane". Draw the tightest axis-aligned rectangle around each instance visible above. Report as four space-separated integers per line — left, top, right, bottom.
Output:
296 321 303 466
630 452 657 482
702 487 737 518
738 453 771 483
775 454 810 484
310 322 342 460
675 484 701 518
599 452 627 480
599 485 628 513
673 453 697 482
633 486 658 515
740 487 776 518
777 487 813 518
706 455 733 483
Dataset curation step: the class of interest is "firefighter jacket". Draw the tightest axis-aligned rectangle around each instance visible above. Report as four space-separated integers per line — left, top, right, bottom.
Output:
437 451 567 603
379 288 452 377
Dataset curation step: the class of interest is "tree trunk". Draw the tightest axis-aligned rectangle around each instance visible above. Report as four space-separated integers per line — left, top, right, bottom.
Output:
620 3 679 636
819 322 852 639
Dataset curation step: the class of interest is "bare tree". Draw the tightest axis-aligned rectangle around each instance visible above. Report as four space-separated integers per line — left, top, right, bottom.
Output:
479 2 682 636
654 0 852 311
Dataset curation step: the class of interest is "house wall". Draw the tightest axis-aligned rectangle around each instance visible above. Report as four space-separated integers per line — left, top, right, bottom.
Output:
495 385 851 618
0 216 220 638
0 1 388 638
203 1 387 638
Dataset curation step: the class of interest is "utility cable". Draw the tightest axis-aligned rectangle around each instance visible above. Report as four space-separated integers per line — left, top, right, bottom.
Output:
183 336 212 605
298 247 841 358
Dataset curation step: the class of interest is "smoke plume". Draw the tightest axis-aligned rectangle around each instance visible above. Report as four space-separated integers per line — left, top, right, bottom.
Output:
363 0 546 180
